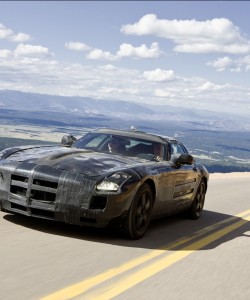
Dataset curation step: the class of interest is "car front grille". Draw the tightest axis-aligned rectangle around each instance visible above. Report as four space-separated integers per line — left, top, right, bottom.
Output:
0 162 101 225
8 168 60 220
10 173 58 205
5 165 99 224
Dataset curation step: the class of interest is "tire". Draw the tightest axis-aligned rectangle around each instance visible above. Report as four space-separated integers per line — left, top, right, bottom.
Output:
188 180 206 219
123 183 153 239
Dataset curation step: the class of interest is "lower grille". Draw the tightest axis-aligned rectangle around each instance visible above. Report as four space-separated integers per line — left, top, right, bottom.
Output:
89 196 107 210
11 202 27 212
80 217 96 224
30 207 54 219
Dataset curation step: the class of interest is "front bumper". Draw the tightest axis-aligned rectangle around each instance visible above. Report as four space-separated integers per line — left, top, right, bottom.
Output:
0 163 134 228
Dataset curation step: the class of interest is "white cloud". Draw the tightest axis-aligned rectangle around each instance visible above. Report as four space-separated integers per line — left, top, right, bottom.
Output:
0 23 12 39
241 55 250 71
152 79 250 117
99 64 117 71
174 43 250 54
85 42 162 61
143 68 175 82
98 87 138 96
0 23 31 42
121 15 239 42
1 46 250 117
10 32 31 42
121 14 250 54
14 44 53 58
207 56 235 71
154 89 176 98
86 48 117 61
198 81 228 91
117 42 162 59
65 42 91 51
207 55 250 72
0 49 12 58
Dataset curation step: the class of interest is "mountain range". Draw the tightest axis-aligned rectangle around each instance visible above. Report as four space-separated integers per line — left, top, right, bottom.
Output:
0 89 249 132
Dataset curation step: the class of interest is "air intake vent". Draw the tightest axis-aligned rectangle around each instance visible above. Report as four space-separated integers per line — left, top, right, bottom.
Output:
11 174 29 197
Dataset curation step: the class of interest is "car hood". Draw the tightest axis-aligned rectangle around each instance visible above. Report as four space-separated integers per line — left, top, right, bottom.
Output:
0 145 146 176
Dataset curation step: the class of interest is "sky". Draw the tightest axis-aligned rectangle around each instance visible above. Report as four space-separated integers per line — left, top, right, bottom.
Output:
0 1 250 117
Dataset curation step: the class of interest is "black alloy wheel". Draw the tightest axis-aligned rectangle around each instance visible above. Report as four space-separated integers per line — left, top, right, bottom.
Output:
123 183 153 239
189 180 206 219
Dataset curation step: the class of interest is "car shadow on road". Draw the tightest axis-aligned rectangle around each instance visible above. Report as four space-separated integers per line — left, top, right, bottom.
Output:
2 209 249 251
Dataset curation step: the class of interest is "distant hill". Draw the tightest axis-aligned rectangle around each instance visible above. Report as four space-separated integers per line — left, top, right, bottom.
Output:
0 89 153 118
0 89 249 132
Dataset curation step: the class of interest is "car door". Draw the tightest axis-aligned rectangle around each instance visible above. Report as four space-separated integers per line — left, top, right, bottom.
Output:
169 142 198 208
149 162 175 217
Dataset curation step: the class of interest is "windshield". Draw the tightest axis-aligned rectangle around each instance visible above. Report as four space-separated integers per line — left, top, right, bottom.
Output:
73 132 164 161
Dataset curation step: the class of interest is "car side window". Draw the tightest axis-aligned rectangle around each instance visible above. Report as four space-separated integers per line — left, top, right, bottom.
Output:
170 143 187 157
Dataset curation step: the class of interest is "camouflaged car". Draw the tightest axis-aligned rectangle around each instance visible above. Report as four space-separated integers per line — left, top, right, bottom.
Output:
0 128 209 239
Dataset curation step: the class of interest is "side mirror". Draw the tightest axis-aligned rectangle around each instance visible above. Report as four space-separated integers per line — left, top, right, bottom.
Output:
171 153 194 167
61 135 77 147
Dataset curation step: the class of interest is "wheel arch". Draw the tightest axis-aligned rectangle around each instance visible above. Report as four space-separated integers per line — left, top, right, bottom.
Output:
143 178 156 202
201 176 208 192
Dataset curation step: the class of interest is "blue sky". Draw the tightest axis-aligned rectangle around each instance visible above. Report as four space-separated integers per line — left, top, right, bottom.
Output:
0 1 250 117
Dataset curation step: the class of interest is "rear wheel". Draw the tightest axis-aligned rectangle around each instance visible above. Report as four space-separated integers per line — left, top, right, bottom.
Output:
188 180 206 219
123 183 153 239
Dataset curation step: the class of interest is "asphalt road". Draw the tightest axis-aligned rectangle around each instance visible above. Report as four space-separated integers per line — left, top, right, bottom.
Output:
0 174 249 300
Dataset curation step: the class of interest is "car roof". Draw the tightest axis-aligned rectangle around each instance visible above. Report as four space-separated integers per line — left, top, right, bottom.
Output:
90 128 178 144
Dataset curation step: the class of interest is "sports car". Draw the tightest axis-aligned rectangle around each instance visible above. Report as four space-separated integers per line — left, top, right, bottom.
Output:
0 128 209 239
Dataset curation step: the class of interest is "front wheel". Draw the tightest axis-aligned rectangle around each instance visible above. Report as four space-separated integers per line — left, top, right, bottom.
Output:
188 180 206 219
123 183 153 239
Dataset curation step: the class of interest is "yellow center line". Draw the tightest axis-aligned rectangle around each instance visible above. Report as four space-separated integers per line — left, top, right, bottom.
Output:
87 214 250 300
40 209 250 300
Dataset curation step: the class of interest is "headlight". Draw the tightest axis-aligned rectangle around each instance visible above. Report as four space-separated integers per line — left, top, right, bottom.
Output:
96 181 119 191
96 172 131 191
